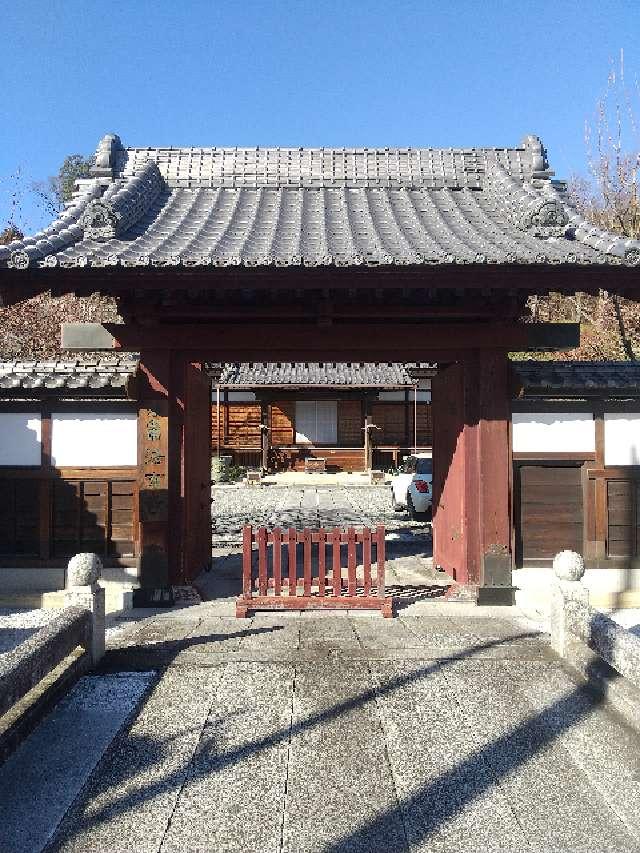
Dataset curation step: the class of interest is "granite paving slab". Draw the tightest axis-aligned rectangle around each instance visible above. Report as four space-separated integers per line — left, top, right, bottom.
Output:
160 662 295 853
517 662 640 839
49 667 223 853
282 660 408 853
366 659 532 853
7 601 639 853
299 615 361 650
443 659 639 852
0 672 154 853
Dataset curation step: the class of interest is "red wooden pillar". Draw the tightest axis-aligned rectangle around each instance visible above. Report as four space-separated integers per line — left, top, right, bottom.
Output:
433 350 513 602
183 362 212 580
137 349 185 587
137 352 212 587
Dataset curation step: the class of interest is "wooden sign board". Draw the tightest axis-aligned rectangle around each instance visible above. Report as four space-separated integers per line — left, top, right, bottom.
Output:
138 402 169 522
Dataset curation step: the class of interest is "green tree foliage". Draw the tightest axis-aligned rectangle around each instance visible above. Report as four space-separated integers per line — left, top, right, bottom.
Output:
31 153 93 218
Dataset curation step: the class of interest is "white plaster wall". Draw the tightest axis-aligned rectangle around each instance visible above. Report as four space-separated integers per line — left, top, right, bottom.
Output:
0 413 42 465
512 413 595 453
51 413 137 466
604 413 640 465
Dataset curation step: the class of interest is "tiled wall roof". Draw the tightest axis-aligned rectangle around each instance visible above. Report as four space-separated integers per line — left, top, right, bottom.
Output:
0 357 138 393
512 361 640 395
216 362 435 387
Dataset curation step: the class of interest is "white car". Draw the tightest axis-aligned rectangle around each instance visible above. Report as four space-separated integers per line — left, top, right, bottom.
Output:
390 453 433 520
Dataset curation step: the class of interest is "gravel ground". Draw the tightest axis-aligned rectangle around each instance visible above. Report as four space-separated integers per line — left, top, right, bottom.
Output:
212 484 424 544
0 608 59 655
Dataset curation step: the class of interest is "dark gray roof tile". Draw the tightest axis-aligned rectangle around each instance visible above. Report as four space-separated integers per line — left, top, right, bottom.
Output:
3 133 639 272
215 362 434 387
513 361 640 395
0 357 138 393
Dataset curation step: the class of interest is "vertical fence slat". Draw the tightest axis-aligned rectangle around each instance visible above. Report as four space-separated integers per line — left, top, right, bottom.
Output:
303 529 312 596
362 526 372 596
376 524 386 597
242 526 253 600
347 527 357 597
238 524 389 615
331 529 341 596
257 527 268 596
318 529 326 596
273 527 282 596
288 527 297 596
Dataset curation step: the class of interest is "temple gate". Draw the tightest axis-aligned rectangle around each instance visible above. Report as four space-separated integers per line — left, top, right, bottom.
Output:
2 132 639 604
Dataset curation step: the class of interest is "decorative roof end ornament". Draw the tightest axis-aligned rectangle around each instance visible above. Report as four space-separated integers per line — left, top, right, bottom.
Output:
521 134 549 173
8 250 30 270
90 133 122 179
80 200 119 241
523 199 569 238
625 247 640 267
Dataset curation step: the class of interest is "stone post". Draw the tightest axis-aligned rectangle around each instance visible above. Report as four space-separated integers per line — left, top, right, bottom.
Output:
550 550 589 657
63 553 106 665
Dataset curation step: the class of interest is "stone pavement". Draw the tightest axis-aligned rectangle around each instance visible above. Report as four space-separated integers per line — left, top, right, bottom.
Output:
212 484 423 545
2 598 640 853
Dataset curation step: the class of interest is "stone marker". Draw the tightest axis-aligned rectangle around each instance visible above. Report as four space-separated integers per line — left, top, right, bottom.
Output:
63 553 105 665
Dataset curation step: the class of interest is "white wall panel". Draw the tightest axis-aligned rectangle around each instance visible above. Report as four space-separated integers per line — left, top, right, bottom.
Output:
51 413 137 466
604 413 640 465
512 413 595 453
0 413 42 465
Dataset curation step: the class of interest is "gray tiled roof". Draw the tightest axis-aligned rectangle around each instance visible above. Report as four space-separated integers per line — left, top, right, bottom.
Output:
2 133 639 271
216 362 434 387
513 361 640 395
0 357 138 393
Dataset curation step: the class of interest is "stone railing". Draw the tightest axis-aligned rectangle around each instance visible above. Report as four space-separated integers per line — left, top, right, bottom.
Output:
550 550 640 730
0 553 106 761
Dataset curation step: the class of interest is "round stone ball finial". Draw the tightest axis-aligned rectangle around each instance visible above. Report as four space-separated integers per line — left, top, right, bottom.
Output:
67 553 103 587
552 550 585 582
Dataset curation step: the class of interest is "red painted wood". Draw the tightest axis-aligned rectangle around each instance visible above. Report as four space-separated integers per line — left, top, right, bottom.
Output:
110 321 539 358
241 595 393 615
332 529 341 596
432 354 512 586
257 526 268 596
303 529 312 596
272 527 282 595
362 526 372 596
432 361 468 582
318 529 326 596
347 527 357 596
376 525 386 597
242 526 253 600
183 361 212 582
238 525 393 616
288 527 297 596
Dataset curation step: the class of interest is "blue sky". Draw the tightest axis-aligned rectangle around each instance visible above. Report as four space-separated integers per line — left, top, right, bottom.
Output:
1 0 639 232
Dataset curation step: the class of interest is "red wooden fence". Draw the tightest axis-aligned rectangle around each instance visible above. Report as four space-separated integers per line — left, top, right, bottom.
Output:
237 525 392 617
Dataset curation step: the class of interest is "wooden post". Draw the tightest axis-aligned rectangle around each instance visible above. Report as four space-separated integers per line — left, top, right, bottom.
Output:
363 415 371 472
432 352 513 601
216 384 221 458
261 401 269 472
137 350 173 588
183 361 212 581
413 384 418 454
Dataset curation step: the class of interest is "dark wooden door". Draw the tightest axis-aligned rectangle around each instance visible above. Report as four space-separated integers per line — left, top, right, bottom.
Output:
517 465 583 565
